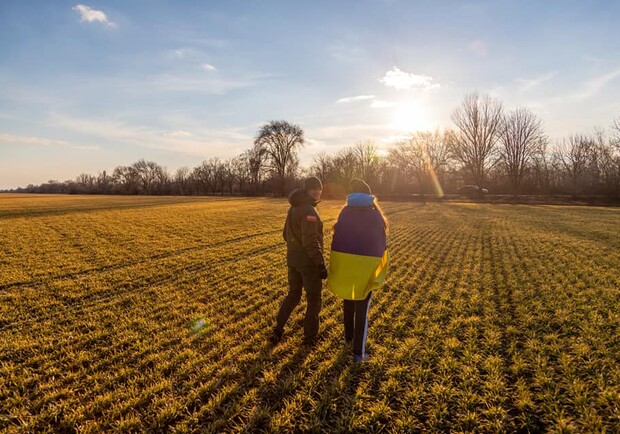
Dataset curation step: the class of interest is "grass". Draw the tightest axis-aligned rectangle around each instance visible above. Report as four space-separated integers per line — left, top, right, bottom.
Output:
1 194 619 432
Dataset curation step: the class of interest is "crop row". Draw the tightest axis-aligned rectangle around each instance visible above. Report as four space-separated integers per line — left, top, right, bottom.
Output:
1 195 619 432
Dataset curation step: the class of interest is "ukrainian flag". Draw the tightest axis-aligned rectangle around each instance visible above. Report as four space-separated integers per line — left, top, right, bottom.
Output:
327 194 389 300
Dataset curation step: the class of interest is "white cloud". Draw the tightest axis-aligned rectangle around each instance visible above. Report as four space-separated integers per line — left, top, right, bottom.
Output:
139 72 263 95
72 4 116 28
469 39 488 57
47 113 251 157
379 67 440 90
202 63 216 71
0 133 98 150
172 48 192 59
571 68 620 100
370 100 396 108
336 95 375 103
517 72 557 92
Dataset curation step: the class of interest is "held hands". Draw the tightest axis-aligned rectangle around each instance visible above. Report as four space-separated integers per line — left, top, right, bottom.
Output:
319 263 328 280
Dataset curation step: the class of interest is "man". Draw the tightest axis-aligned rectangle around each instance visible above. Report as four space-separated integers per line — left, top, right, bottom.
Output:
271 176 327 346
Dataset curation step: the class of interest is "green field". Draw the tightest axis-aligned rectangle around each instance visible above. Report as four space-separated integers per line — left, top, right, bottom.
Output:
1 194 619 433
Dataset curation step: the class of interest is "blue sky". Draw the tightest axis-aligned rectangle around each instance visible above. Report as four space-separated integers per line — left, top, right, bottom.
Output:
1 0 619 189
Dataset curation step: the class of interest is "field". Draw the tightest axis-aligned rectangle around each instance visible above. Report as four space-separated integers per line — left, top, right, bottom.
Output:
1 194 619 433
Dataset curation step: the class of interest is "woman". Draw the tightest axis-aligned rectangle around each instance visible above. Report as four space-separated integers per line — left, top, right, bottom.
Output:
327 179 389 363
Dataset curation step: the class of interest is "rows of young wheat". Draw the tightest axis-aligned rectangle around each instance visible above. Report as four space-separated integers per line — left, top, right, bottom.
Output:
1 196 619 432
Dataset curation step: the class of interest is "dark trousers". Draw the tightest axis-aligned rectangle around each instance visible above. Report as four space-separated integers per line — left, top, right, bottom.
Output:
343 291 373 356
276 266 322 340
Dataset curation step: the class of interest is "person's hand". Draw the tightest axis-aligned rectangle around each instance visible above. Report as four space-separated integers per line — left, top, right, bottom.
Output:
319 263 328 279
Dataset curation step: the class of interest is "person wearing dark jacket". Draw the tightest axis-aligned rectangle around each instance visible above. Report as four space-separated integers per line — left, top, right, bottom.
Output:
271 176 327 346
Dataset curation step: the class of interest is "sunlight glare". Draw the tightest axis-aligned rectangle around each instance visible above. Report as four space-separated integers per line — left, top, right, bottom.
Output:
390 101 432 132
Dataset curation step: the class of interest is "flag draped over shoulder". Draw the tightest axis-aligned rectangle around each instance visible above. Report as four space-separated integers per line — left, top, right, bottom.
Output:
327 194 389 300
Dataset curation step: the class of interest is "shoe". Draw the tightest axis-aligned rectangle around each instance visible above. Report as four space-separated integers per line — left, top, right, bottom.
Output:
269 328 283 344
353 353 369 363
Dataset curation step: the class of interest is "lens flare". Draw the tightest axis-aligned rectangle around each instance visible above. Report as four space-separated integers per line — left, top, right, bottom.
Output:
419 140 444 198
189 317 210 336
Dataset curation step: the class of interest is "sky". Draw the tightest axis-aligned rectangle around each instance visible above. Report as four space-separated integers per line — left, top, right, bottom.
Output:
1 0 619 189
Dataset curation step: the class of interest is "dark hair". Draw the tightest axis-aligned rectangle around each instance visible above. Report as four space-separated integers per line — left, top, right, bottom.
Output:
374 199 389 235
349 178 371 194
332 179 389 235
303 176 323 192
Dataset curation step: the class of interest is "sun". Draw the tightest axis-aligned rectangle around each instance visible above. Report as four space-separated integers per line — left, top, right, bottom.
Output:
390 101 433 132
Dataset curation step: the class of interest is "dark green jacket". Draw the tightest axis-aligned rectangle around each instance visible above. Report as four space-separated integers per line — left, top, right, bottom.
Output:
283 189 324 268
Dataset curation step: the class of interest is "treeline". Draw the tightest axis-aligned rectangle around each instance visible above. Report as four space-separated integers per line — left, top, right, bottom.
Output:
11 93 620 198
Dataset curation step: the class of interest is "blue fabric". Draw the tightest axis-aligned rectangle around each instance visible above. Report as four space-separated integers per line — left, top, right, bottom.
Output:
347 193 375 207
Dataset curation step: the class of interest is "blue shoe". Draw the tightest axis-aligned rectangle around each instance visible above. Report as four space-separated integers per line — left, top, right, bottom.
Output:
353 353 369 363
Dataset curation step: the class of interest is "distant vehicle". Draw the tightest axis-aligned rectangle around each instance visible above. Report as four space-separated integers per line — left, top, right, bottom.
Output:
457 185 489 197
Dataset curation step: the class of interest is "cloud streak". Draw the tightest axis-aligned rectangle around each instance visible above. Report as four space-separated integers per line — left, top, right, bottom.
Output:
571 68 620 100
72 4 116 28
47 113 251 157
379 67 439 90
336 95 375 103
0 133 98 150
517 72 557 91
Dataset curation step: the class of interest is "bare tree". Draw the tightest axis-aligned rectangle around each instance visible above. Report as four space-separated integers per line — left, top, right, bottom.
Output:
554 134 594 197
192 157 221 194
353 141 379 181
530 142 554 194
75 173 96 193
498 107 547 193
611 117 620 151
590 128 620 197
388 138 422 192
254 120 304 196
174 167 190 195
96 171 113 194
311 152 334 182
131 160 168 194
244 147 266 196
112 165 139 194
375 158 396 193
212 158 225 195
154 165 170 194
221 159 236 196
422 130 450 195
285 152 300 179
448 93 503 186
389 130 449 195
231 154 250 194
331 148 359 184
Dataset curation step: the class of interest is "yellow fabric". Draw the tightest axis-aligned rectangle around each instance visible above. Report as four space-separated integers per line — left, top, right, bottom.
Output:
327 250 389 300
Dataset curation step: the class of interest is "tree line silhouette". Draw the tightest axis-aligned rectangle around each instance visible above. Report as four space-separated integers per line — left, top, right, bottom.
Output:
9 93 620 199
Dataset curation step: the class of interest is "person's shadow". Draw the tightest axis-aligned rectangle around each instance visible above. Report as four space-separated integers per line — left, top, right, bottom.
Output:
242 334 367 432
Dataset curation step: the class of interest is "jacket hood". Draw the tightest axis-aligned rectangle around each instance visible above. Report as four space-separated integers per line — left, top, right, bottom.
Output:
288 188 317 206
347 192 375 207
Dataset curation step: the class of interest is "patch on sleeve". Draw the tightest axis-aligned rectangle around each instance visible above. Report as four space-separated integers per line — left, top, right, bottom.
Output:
306 215 318 222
